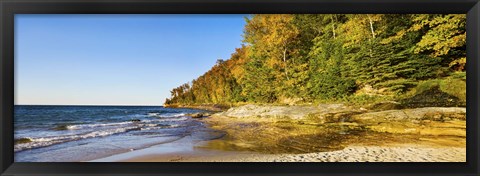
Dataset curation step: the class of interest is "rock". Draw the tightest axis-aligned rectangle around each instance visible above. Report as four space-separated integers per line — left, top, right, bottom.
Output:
129 119 141 122
366 101 404 111
188 113 204 118
352 107 466 122
364 120 466 137
213 104 350 120
404 107 466 121
352 110 409 122
53 124 71 131
15 137 33 144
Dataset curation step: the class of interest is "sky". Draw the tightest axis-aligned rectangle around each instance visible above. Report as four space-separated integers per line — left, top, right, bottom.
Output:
15 14 247 106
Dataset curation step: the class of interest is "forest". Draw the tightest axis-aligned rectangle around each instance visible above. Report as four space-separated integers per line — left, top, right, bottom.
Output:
164 14 466 107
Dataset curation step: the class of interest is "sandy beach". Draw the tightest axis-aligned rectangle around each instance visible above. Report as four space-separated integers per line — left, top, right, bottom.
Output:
92 140 465 162
90 105 466 163
131 146 465 162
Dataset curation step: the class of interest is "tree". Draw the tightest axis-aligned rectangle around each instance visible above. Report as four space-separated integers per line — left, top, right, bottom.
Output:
165 14 465 105
409 14 466 71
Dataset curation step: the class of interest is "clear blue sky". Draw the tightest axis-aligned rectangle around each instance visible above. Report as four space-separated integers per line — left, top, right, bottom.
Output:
15 14 247 106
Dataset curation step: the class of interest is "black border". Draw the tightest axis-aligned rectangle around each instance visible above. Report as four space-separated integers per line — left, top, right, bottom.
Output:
1 0 479 175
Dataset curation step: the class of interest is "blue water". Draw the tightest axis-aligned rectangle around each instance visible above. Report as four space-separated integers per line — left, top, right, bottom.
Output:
14 105 213 162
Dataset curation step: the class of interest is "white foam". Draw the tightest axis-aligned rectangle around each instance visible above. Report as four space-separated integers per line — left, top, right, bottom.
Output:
158 113 185 118
15 112 191 152
14 126 141 152
147 112 186 118
67 121 133 130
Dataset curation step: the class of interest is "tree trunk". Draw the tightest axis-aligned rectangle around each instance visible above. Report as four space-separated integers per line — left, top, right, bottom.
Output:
331 15 336 39
367 15 376 39
283 47 289 80
367 15 376 58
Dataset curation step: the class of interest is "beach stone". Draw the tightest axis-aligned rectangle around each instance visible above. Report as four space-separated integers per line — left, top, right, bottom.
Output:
188 113 204 118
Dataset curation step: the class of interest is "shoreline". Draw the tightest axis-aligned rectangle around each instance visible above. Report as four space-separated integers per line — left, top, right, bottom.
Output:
91 141 465 162
91 104 466 162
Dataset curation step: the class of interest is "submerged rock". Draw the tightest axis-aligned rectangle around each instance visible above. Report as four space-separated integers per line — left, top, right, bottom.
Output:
187 113 204 118
53 124 71 131
15 137 33 144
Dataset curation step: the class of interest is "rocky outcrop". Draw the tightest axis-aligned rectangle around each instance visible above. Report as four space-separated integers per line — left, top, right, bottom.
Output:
211 104 466 137
214 104 465 122
351 107 466 122
350 107 466 136
213 104 356 120
202 104 466 156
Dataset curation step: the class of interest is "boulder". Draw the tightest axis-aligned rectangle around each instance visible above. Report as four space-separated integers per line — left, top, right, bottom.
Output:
188 113 204 118
129 119 141 122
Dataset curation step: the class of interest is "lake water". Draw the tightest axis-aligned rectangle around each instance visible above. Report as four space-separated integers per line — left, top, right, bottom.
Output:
14 105 217 162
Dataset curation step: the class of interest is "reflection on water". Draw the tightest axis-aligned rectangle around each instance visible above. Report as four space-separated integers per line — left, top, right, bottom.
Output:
198 118 465 154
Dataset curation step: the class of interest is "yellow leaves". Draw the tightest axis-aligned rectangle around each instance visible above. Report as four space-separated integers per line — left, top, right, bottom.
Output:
409 14 430 32
245 14 299 58
341 14 385 47
449 57 466 71
266 57 282 68
230 46 251 81
380 29 406 44
410 14 466 57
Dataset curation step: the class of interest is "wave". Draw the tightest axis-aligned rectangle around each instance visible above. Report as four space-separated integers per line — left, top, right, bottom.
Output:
64 121 133 130
57 117 187 131
143 116 188 123
15 126 139 152
15 111 191 152
148 112 185 118
15 123 183 152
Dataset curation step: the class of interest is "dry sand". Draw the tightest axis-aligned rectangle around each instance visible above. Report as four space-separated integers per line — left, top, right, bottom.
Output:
93 141 465 162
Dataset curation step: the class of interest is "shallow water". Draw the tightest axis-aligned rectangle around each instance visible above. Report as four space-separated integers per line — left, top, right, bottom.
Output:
200 117 466 154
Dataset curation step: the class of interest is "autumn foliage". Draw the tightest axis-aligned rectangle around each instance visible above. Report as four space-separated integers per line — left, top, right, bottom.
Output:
165 14 466 106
